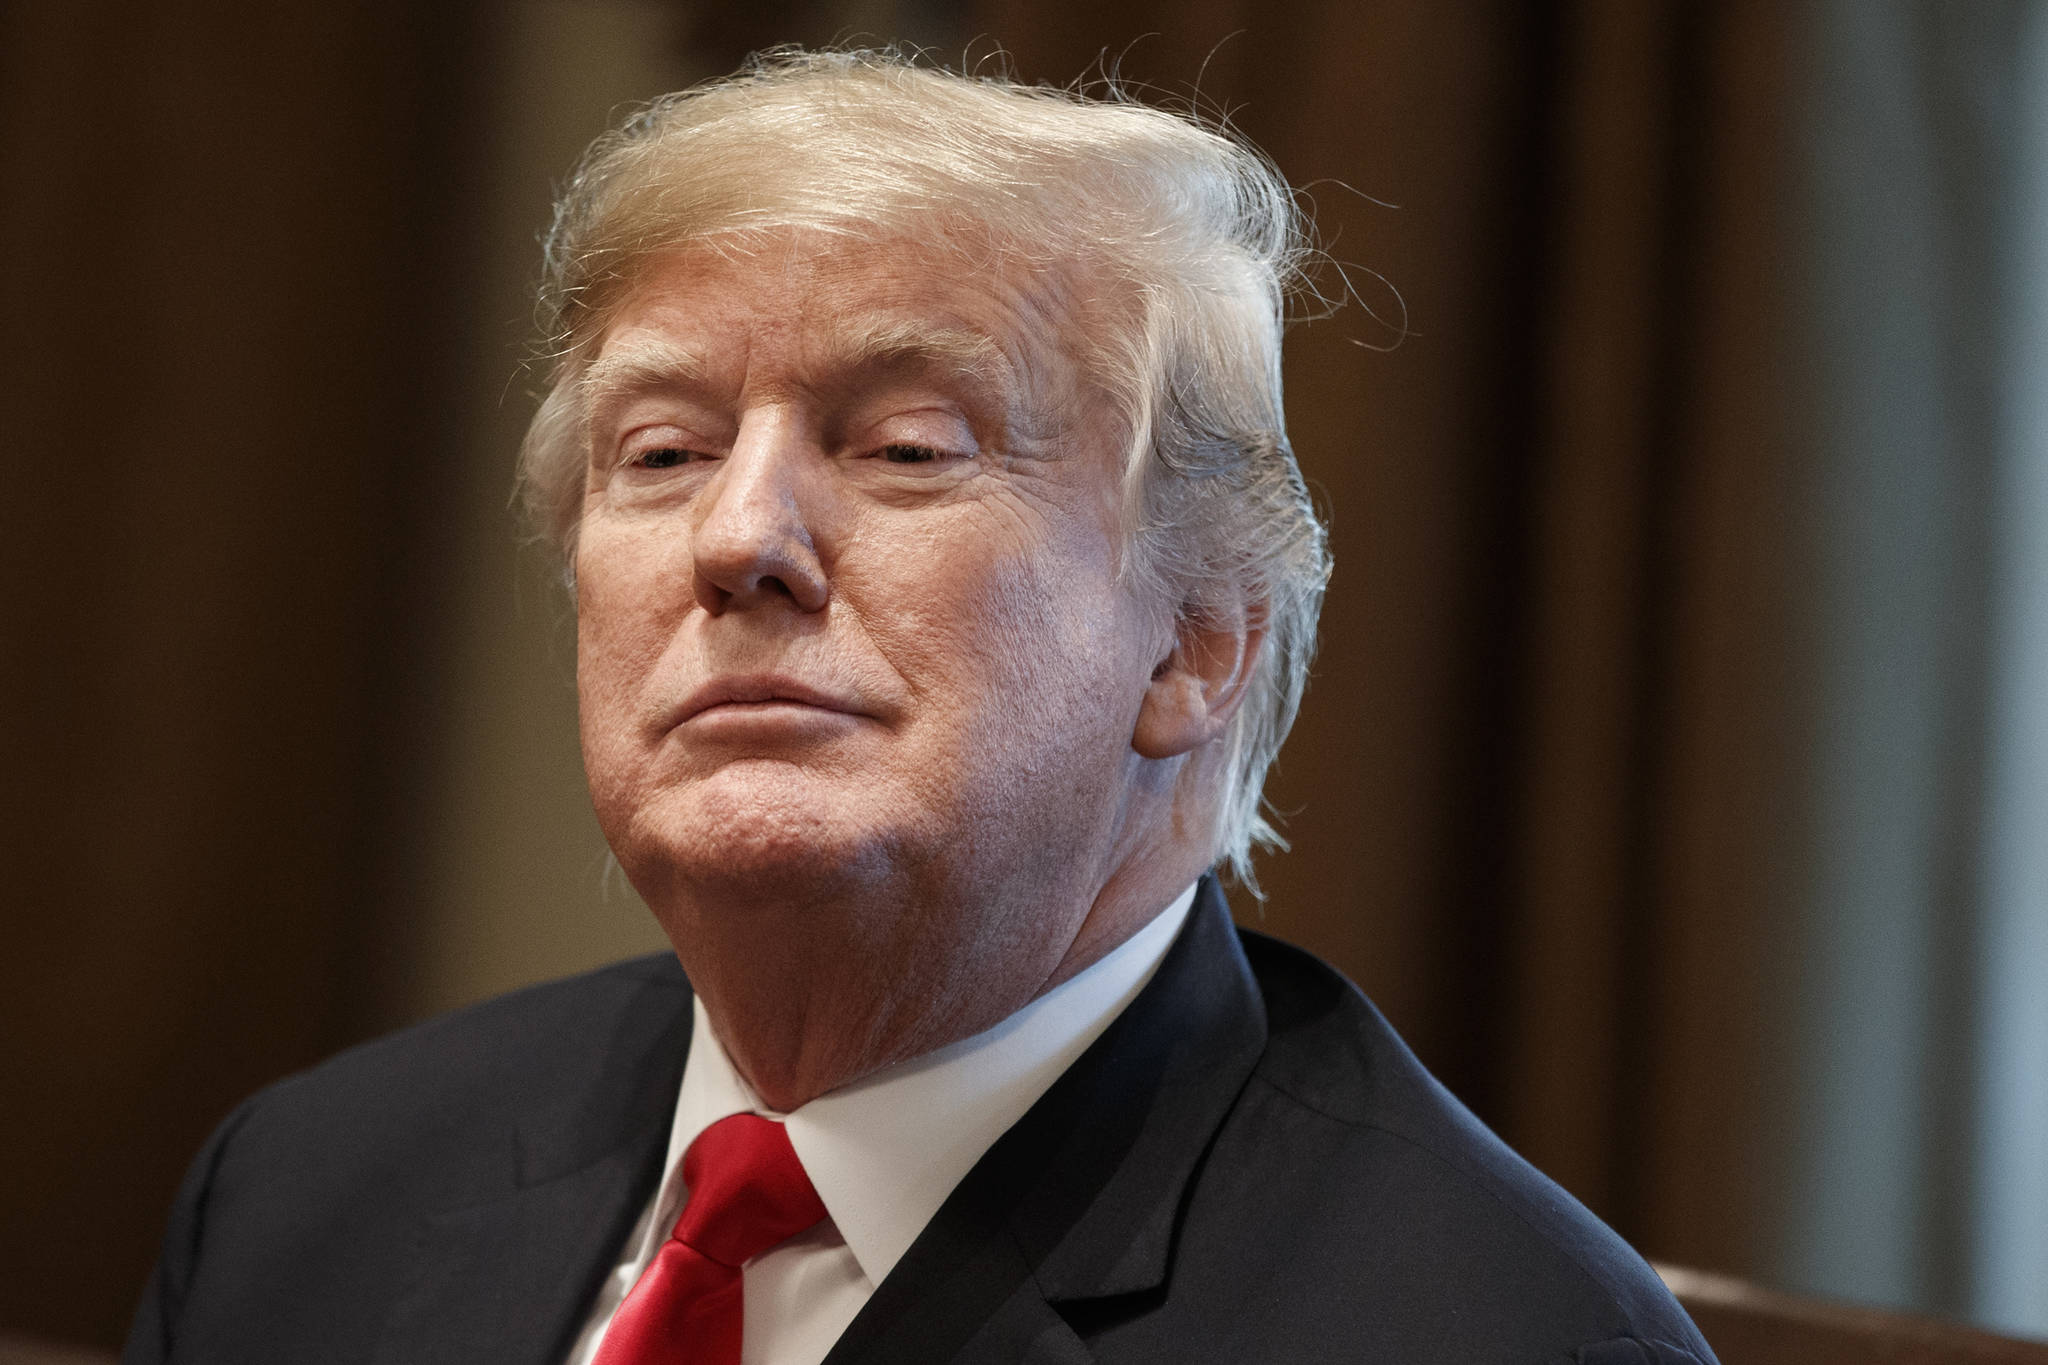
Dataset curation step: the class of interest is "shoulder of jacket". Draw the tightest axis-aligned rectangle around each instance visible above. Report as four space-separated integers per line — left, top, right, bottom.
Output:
224 952 689 1153
1232 927 1716 1362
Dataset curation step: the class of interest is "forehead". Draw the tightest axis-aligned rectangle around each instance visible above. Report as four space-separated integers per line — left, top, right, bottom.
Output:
585 236 1097 425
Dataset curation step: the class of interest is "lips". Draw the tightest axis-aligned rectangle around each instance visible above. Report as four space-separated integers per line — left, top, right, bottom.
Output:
673 675 866 725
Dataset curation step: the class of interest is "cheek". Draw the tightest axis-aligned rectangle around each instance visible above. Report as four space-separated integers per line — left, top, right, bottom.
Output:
863 512 1143 739
574 526 682 734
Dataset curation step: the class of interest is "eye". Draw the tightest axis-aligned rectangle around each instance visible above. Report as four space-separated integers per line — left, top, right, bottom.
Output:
631 444 708 470
879 443 945 464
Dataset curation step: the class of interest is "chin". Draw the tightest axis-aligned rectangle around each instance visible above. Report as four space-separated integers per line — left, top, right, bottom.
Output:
608 765 909 906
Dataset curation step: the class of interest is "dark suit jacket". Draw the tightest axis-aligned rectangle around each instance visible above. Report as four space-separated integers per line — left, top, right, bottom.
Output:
125 880 1717 1364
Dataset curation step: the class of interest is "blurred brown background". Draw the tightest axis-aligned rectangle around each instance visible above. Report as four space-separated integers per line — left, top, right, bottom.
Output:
6 0 2046 1352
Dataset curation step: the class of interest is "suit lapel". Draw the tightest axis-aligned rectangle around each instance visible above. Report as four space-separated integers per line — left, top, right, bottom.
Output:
824 879 1268 1365
372 964 695 1365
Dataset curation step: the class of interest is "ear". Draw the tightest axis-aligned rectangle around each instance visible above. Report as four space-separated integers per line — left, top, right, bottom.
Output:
1132 603 1266 760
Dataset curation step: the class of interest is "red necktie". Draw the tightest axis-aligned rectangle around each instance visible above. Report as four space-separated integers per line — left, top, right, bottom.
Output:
592 1113 827 1365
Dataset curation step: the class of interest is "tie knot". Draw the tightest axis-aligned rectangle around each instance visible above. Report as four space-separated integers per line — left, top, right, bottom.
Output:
672 1113 827 1269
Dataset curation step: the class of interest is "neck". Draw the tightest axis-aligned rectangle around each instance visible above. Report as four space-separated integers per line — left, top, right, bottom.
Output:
657 845 1208 1112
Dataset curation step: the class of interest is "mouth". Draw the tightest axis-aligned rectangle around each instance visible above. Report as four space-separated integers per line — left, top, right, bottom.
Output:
674 675 867 726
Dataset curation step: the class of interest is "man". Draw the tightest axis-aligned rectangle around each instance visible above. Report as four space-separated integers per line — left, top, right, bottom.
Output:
126 49 1716 1365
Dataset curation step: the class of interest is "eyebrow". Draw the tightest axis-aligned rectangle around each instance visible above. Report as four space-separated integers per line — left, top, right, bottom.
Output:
578 338 713 419
837 319 1007 384
578 321 1013 420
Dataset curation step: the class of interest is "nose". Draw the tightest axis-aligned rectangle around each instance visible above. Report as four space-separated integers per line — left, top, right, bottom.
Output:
687 408 830 615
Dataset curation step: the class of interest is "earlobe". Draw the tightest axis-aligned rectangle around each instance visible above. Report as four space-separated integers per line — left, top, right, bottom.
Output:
1131 608 1265 760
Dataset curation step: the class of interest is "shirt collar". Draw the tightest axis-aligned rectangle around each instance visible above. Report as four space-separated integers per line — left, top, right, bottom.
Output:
654 882 1199 1287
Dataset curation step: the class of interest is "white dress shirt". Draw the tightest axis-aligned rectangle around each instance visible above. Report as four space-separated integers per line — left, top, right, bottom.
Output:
564 883 1199 1365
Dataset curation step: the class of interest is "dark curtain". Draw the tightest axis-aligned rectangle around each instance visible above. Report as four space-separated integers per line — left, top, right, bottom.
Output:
0 2 485 1343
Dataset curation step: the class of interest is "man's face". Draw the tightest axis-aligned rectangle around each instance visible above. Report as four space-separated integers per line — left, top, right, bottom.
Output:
574 234 1168 949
